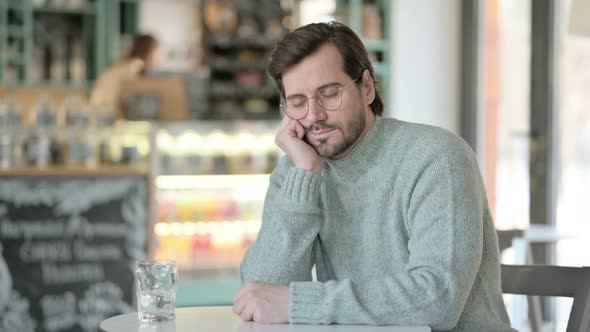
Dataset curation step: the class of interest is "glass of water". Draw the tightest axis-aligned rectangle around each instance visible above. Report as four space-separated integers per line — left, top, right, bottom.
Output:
135 260 178 322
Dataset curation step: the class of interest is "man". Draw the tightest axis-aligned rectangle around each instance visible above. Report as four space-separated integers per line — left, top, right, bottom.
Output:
232 22 514 332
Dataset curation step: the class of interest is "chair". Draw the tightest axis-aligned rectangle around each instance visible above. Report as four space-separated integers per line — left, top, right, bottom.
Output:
497 229 525 253
501 264 590 332
497 229 545 331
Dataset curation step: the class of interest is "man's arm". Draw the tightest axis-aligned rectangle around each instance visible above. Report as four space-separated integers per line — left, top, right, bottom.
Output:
234 156 322 323
233 115 324 323
288 141 487 330
240 115 324 285
240 156 322 285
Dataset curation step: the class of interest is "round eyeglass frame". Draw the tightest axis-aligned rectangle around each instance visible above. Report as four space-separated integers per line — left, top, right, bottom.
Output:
280 76 361 120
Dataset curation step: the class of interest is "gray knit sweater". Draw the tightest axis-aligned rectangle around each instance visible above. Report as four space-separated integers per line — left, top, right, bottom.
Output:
240 117 515 332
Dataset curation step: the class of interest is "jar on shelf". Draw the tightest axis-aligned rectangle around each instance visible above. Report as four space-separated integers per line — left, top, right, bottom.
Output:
63 96 96 168
24 97 60 168
94 104 116 166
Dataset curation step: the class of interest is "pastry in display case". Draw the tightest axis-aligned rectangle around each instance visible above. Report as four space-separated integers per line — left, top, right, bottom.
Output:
152 120 281 278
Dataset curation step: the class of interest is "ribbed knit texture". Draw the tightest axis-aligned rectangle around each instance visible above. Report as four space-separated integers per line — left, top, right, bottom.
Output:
240 117 515 332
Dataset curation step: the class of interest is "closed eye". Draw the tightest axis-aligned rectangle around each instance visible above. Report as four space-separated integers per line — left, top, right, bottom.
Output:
318 86 341 98
287 97 307 107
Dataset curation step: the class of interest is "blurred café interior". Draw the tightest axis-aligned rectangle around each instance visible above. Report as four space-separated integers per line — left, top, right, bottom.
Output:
0 0 589 331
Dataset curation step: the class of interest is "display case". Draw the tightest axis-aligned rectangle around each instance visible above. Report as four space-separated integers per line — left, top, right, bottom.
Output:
150 120 281 281
1 89 281 305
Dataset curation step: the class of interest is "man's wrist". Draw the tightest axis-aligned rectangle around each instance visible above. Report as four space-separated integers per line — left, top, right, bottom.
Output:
294 160 323 173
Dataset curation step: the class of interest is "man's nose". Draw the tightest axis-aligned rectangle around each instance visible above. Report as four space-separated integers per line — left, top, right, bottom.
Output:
305 98 327 123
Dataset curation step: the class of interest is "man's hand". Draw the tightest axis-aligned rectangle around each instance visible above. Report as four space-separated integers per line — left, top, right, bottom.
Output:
232 281 289 323
275 116 323 173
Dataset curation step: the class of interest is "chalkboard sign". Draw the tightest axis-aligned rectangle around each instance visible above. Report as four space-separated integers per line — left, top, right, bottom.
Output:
0 174 149 332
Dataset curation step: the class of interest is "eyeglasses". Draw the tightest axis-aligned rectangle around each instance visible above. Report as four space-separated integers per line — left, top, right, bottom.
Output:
280 77 361 120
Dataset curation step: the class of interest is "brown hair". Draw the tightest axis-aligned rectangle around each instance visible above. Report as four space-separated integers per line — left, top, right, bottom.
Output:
268 21 384 116
127 34 159 63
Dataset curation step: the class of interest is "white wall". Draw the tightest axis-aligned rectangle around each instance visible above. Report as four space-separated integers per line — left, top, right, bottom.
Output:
389 0 462 134
139 0 200 71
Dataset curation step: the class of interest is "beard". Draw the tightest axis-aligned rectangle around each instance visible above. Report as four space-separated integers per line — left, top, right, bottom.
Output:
304 108 367 159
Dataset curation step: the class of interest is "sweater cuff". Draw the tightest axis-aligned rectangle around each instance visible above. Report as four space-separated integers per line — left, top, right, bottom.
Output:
289 282 329 324
281 167 322 207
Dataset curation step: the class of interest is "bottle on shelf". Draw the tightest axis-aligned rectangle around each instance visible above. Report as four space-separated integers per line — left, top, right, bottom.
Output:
0 97 23 169
50 36 67 82
70 38 86 83
32 43 44 82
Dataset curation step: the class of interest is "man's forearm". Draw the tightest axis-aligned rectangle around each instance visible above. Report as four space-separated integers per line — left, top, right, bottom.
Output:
240 219 317 285
240 166 322 285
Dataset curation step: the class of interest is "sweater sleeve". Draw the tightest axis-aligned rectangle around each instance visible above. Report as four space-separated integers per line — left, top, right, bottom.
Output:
289 140 485 331
240 156 323 285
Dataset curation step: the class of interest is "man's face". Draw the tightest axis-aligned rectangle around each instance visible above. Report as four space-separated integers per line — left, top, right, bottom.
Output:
281 43 374 159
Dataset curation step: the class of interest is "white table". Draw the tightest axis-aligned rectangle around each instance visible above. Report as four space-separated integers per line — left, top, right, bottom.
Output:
99 306 431 332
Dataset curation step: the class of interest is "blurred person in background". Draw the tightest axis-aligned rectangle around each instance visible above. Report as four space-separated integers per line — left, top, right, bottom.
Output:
89 34 160 113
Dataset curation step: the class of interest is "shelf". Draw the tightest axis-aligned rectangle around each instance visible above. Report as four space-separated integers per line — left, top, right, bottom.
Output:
3 81 92 89
156 174 270 190
33 4 97 15
35 80 91 89
4 26 26 38
5 58 26 66
210 84 278 100
210 59 268 73
0 82 90 89
0 1 138 90
5 2 26 11
208 36 275 50
0 166 150 177
157 119 281 133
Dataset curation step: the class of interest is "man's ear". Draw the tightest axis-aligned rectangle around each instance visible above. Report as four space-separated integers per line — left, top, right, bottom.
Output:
361 69 376 105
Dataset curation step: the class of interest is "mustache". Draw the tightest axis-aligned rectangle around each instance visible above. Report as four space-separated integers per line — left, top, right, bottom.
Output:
305 123 338 132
